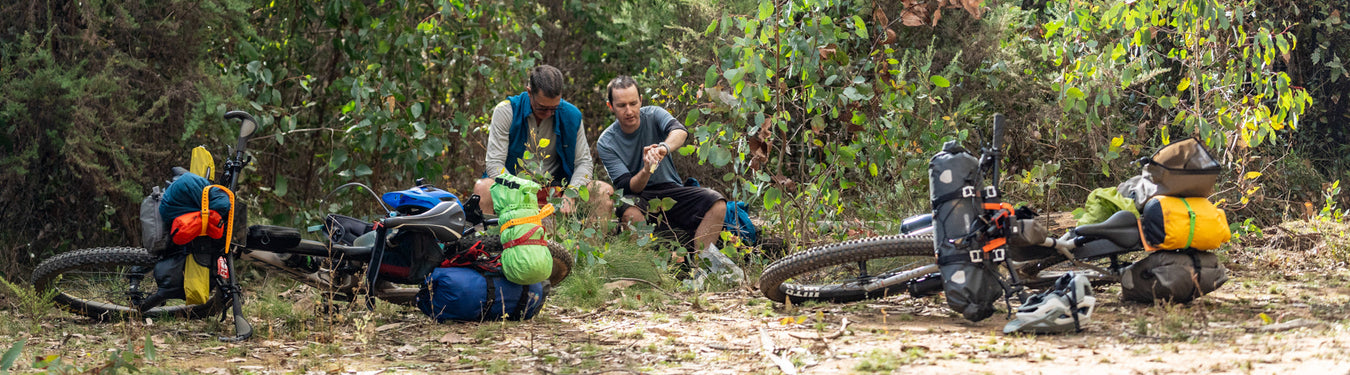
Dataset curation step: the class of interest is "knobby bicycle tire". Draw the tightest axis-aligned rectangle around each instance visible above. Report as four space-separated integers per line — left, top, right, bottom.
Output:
31 247 227 321
759 235 934 303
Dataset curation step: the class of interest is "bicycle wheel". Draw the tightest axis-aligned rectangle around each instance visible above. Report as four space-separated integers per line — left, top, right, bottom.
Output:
31 247 227 321
453 235 574 285
759 235 935 303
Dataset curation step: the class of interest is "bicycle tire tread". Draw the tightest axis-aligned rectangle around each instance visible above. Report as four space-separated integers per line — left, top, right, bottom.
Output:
31 247 226 321
759 235 934 303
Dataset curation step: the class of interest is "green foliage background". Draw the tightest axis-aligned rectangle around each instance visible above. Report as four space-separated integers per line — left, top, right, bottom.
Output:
2 0 1345 276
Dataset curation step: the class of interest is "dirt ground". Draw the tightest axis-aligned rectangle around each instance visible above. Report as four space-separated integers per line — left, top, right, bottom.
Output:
4 221 1350 374
4 267 1349 374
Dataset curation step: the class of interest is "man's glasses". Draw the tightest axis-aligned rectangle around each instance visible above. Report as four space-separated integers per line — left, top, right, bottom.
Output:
530 94 560 113
532 103 559 113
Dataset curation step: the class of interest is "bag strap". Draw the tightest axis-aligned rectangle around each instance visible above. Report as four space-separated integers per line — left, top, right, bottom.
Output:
1181 198 1197 249
503 226 549 248
511 285 532 321
479 269 498 321
501 203 556 231
199 185 236 255
930 185 980 209
1184 249 1204 299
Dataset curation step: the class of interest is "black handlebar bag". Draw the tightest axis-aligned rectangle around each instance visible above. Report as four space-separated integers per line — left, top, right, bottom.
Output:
930 141 1003 322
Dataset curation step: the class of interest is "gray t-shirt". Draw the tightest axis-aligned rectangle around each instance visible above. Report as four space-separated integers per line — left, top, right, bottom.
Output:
597 106 687 192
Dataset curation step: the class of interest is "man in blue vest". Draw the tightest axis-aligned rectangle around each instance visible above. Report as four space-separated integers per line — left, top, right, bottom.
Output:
472 65 613 220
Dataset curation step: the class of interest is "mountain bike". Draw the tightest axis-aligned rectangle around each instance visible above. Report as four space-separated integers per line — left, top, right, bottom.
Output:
30 111 574 341
759 114 1146 305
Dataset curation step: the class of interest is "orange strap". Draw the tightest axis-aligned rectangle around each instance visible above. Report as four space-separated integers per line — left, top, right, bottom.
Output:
502 203 555 231
199 185 237 254
983 202 1016 221
979 202 1015 252
982 237 1007 252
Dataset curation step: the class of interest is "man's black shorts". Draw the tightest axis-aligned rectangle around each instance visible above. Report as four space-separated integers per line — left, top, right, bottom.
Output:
616 182 725 232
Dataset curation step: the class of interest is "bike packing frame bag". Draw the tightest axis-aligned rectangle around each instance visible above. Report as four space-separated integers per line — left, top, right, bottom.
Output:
246 225 302 251
1141 137 1221 198
929 140 1004 322
379 228 446 285
416 266 547 322
1141 196 1231 251
1120 249 1228 304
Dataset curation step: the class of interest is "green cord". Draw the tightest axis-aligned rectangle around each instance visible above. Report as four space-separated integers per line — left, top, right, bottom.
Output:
1182 198 1196 249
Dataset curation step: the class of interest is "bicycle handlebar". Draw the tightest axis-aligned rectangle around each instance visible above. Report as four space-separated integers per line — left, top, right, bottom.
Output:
991 113 1005 153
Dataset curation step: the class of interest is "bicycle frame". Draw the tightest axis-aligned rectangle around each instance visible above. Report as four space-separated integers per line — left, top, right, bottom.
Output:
215 111 488 339
862 114 1145 296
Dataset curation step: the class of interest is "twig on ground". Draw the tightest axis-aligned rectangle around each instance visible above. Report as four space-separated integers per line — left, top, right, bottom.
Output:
787 317 850 341
568 305 609 320
605 277 679 298
759 326 798 375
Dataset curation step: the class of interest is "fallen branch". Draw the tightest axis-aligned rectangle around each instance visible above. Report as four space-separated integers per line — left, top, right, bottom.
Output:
787 317 850 341
759 326 797 375
568 305 609 320
1256 318 1323 332
604 277 679 298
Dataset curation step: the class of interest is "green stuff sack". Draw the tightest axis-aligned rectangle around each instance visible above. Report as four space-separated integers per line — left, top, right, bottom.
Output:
1073 187 1140 226
490 173 553 285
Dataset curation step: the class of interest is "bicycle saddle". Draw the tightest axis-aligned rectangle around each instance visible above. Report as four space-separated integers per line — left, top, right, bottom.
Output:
1073 210 1141 248
382 201 467 242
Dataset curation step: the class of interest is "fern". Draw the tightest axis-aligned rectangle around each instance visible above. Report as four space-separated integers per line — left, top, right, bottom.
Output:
0 275 58 324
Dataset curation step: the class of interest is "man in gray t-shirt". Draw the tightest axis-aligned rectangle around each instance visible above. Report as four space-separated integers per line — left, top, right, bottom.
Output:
597 76 726 251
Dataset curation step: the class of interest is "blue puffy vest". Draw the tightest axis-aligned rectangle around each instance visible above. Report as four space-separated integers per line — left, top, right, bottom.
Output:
505 92 582 185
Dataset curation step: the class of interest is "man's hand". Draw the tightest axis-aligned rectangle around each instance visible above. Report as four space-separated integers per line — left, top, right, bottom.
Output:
643 143 668 174
559 196 576 215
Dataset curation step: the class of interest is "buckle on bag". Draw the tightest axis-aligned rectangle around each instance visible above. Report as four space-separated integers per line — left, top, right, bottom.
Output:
991 247 1006 262
969 250 984 263
984 186 998 199
962 186 977 198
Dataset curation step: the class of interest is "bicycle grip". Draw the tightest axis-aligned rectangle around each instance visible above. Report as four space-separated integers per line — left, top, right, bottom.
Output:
224 111 258 128
991 113 1005 151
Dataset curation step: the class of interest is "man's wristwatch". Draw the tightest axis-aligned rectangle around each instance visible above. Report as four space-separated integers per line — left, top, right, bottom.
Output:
657 142 670 153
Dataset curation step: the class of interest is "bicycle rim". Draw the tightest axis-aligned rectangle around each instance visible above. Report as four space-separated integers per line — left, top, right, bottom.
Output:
31 247 224 321
760 235 935 303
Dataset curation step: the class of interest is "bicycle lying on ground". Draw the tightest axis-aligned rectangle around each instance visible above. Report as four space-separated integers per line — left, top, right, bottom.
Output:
759 114 1149 306
30 111 573 341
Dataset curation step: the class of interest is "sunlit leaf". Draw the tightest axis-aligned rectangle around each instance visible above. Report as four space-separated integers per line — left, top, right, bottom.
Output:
1067 87 1086 100
929 75 950 88
1244 172 1262 180
758 0 774 20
